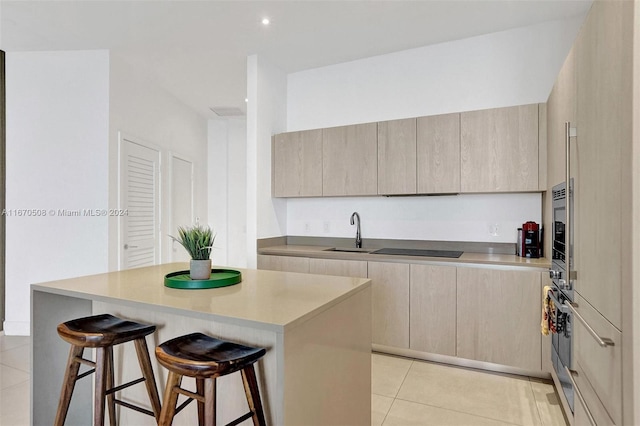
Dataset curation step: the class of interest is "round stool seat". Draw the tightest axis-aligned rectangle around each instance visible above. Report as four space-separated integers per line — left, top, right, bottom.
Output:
57 313 156 348
156 332 266 378
54 314 162 425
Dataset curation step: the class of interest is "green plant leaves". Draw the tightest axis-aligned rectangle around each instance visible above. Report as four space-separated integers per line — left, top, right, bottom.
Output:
170 224 215 260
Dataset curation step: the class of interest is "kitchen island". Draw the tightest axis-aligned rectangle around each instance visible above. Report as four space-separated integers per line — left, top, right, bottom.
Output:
31 263 372 425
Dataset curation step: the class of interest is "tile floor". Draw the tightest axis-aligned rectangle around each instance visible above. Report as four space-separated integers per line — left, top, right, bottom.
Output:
0 334 31 426
0 334 567 426
371 353 568 426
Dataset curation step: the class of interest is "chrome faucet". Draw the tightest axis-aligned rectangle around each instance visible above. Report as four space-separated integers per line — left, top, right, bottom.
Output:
350 212 362 248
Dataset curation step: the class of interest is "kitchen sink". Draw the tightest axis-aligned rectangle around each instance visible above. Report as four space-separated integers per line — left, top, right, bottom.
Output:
370 248 463 258
323 247 374 253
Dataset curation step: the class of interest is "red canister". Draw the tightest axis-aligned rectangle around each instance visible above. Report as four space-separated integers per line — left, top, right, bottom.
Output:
523 221 540 258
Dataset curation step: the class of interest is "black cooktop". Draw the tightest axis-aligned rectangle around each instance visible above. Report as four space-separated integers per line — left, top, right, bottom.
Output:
371 248 464 258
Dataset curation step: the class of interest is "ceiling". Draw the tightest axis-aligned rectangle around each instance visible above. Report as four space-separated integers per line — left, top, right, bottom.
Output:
0 1 592 119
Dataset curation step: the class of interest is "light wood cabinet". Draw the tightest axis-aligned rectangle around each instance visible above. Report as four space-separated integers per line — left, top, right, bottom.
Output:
545 46 576 257
257 255 309 273
573 0 629 330
309 258 367 278
537 104 547 192
545 2 634 423
323 123 378 196
460 104 539 192
409 264 456 356
456 267 541 371
573 361 617 426
572 2 633 423
273 129 323 197
573 292 622 425
259 252 547 372
367 261 410 348
273 103 545 197
377 118 416 195
416 113 460 194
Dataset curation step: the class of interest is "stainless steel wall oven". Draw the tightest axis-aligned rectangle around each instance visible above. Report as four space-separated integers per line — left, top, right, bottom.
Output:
548 179 575 413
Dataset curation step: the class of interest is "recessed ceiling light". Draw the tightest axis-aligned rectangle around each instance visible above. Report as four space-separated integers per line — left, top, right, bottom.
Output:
262 18 270 25
244 98 248 103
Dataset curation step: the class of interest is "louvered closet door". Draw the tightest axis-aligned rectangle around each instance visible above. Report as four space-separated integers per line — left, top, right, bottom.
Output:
120 137 161 269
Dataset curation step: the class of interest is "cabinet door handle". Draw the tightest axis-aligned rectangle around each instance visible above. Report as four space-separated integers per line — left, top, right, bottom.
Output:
565 367 597 426
565 122 577 282
567 302 615 347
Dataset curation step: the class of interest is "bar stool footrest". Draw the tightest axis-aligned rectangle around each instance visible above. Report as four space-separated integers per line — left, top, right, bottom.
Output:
75 368 95 381
226 411 255 426
174 397 195 415
75 356 96 368
114 399 155 417
105 377 146 395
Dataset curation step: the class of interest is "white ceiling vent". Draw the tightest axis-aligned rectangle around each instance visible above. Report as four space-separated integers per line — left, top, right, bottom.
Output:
209 107 245 117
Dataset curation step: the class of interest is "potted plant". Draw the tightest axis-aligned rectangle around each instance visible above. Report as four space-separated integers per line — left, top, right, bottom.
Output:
170 224 215 280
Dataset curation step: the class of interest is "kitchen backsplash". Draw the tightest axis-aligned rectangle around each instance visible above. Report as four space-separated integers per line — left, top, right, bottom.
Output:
286 192 542 243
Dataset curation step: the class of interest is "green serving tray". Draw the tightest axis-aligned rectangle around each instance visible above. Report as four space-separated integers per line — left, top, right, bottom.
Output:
164 269 242 289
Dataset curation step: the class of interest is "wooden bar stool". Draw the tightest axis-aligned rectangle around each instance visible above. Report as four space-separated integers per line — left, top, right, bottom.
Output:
155 332 267 426
54 313 162 426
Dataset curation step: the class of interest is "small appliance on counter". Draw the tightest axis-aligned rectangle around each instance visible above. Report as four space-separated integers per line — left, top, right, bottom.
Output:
517 221 543 258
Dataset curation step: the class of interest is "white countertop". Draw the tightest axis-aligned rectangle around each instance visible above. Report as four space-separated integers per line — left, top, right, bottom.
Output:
31 263 371 332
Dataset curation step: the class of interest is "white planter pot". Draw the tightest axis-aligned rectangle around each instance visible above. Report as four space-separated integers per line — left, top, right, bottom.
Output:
190 259 212 280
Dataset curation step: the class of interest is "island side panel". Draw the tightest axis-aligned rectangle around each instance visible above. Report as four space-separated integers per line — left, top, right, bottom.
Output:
93 301 282 425
31 289 93 426
283 285 372 425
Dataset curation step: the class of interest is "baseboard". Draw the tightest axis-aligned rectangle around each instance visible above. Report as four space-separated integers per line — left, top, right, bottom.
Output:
373 344 552 379
2 320 30 336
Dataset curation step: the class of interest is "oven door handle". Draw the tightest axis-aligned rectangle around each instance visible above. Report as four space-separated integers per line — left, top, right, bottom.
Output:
565 367 597 426
547 289 570 314
566 302 615 348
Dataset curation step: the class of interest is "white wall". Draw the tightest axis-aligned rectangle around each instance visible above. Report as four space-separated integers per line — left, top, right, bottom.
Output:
283 18 583 244
288 194 541 244
207 117 247 268
5 50 110 334
3 50 207 334
108 53 208 270
226 119 247 268
246 55 287 267
287 17 584 130
208 119 229 265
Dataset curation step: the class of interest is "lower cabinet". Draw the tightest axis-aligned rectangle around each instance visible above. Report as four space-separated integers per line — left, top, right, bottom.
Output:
256 254 309 273
368 261 410 348
572 292 622 425
258 254 545 372
409 264 456 356
572 361 617 426
308 258 367 278
456 267 542 371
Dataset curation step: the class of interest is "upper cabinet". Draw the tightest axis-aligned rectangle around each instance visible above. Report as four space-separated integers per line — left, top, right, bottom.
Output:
460 104 539 192
323 123 378 196
417 113 461 194
378 118 417 195
273 103 545 197
273 129 323 197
